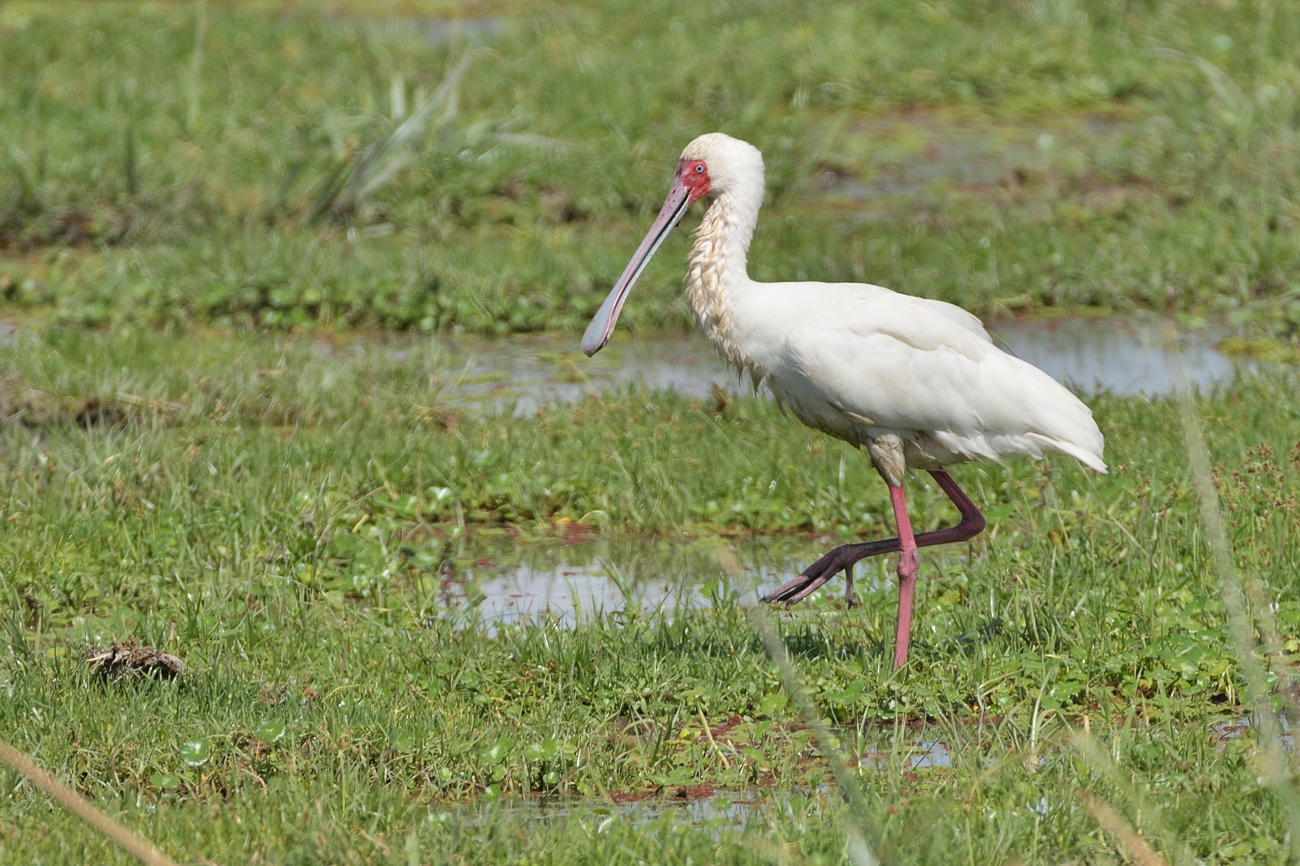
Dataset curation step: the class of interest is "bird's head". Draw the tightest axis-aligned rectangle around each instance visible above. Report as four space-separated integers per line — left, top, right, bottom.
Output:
678 133 764 201
581 133 763 357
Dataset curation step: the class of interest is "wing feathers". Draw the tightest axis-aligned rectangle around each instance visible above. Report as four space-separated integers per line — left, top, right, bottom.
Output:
753 283 1106 471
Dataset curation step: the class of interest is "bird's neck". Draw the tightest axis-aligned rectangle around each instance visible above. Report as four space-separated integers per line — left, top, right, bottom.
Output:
685 187 760 367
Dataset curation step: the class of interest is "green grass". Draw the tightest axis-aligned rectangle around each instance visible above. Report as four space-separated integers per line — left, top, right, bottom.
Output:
3 0 1300 337
6 1 1300 860
3 327 1300 862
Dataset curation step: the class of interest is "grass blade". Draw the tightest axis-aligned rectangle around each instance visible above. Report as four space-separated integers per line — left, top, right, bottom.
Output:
343 50 477 208
1165 325 1300 856
0 740 181 866
124 122 140 197
185 0 207 132
1079 791 1169 866
715 544 880 866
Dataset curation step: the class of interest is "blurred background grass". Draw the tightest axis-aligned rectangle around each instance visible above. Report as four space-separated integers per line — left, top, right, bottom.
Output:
2 0 1300 335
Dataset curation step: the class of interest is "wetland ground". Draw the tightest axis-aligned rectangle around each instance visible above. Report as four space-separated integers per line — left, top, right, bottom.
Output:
3 326 1300 863
5 0 1300 863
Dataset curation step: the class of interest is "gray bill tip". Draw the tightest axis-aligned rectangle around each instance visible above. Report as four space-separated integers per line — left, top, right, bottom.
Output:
580 328 606 357
580 294 616 356
577 173 693 359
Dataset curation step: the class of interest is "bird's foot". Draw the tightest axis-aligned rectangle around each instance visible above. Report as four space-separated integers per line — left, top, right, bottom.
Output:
761 540 894 606
762 470 986 611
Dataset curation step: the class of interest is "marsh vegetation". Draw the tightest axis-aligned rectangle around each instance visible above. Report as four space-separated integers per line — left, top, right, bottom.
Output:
2 0 1300 341
5 0 1300 863
3 328 1300 862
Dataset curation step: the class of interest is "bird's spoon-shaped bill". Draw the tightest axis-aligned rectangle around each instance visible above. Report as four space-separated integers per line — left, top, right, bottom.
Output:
581 172 692 357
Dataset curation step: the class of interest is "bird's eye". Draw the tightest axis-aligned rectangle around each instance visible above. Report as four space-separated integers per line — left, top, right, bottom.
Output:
693 164 704 174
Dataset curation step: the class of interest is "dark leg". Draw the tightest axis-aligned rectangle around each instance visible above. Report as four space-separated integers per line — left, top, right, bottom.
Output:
762 470 985 606
889 485 920 669
843 563 859 608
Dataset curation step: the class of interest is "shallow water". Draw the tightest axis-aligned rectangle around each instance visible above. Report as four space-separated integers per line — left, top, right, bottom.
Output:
1212 715 1296 750
991 316 1236 395
419 331 747 416
338 14 504 44
400 315 1245 417
0 314 1253 411
436 536 833 630
445 714 1264 834
431 534 1003 642
457 790 771 832
859 739 952 770
443 559 714 627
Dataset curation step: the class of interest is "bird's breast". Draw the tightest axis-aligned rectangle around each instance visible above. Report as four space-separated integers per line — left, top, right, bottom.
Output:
760 357 967 472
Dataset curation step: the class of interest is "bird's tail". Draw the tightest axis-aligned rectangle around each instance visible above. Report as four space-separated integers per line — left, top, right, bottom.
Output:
1029 432 1107 474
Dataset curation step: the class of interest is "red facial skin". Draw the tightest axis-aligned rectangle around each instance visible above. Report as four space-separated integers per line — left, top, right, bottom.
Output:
678 159 711 203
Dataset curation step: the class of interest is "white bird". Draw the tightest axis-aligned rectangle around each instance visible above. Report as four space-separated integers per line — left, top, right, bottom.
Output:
582 133 1105 668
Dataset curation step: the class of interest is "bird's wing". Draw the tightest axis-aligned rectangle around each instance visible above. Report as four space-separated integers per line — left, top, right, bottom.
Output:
910 295 993 345
780 283 993 342
766 285 1105 470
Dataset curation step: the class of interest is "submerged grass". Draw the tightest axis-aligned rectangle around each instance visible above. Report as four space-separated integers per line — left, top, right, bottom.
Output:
2 0 1300 337
2 327 1300 861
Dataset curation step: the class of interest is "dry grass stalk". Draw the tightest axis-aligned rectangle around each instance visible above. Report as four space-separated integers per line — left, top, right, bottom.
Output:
0 740 181 866
715 544 880 866
1071 729 1195 866
1079 791 1169 866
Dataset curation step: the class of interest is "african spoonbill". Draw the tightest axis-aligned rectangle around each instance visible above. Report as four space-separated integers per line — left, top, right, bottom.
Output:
581 133 1105 669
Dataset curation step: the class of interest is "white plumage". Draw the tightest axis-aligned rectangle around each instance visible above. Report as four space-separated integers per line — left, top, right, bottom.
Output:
732 280 1106 475
582 132 1105 668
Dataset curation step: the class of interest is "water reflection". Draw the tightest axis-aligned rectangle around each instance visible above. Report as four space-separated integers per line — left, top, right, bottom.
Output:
437 536 822 631
443 559 708 627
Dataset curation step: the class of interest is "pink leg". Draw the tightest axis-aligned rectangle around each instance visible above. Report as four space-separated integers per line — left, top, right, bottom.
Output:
889 485 920 669
763 470 984 606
